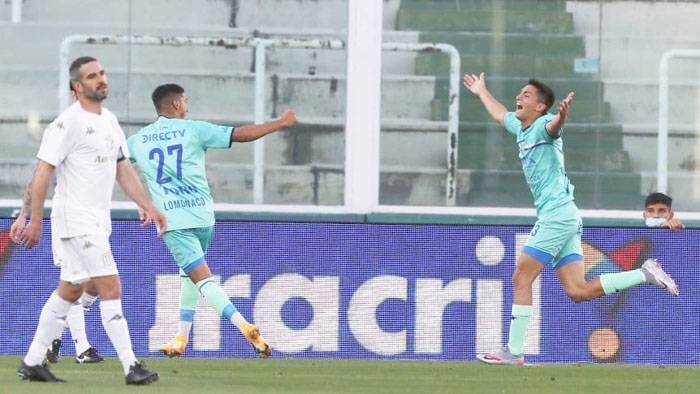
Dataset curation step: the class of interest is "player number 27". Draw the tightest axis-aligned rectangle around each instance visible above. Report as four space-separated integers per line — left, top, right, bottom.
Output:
149 144 183 184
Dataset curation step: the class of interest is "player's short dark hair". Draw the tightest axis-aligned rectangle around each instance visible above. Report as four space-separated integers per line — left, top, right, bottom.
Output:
527 79 555 114
645 192 673 209
152 83 185 112
69 56 97 92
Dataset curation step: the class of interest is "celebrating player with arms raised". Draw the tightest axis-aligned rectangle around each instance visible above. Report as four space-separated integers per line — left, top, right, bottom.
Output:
463 72 679 365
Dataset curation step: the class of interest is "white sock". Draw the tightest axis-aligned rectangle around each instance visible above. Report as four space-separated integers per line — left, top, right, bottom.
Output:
80 292 98 311
230 311 248 330
24 292 73 366
178 321 193 338
67 303 90 355
100 299 136 375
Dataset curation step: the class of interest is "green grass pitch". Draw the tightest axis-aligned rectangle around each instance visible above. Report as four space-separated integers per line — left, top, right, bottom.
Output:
0 356 697 393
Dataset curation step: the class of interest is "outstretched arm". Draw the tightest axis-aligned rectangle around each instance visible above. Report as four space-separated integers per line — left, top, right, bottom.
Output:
545 92 575 139
10 160 54 248
116 160 167 235
463 72 508 126
232 110 296 143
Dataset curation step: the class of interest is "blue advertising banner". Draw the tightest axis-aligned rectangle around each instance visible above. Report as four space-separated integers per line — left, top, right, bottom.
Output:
0 218 698 364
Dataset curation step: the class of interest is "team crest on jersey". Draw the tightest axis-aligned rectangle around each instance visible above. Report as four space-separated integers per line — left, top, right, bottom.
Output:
104 135 115 151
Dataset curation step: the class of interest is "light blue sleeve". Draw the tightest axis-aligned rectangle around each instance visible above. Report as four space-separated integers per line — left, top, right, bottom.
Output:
191 120 233 149
532 113 556 142
126 135 138 163
503 112 520 136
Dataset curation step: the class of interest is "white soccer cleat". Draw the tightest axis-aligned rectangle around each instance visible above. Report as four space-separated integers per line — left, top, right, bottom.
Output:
476 347 525 366
241 322 271 358
641 258 679 296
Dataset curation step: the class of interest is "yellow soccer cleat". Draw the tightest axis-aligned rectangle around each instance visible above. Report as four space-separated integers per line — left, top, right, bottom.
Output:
159 335 188 358
241 322 272 358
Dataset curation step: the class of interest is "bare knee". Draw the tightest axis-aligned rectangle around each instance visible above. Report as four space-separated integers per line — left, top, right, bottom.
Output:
512 269 538 291
57 281 84 302
92 275 122 300
83 280 99 297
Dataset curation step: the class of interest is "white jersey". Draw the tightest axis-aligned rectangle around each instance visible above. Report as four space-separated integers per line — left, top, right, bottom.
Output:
37 101 129 238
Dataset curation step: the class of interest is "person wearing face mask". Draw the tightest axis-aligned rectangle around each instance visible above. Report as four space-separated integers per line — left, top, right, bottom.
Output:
644 192 684 230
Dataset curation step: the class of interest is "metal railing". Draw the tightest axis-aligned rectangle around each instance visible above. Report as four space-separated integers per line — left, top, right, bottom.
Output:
657 49 700 193
58 34 460 205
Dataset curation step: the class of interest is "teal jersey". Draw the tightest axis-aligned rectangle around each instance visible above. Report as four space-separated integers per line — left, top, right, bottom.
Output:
127 116 233 231
503 112 574 214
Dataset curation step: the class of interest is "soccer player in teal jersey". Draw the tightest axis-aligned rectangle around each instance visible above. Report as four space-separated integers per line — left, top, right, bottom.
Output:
127 83 296 358
463 72 679 365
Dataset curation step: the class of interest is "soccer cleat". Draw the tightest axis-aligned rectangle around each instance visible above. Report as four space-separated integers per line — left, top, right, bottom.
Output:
17 361 65 382
241 322 272 358
641 258 679 296
45 339 61 364
75 347 104 364
476 347 525 366
125 362 159 385
159 335 188 358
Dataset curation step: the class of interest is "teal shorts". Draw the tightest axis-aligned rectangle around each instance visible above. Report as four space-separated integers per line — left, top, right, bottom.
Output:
523 202 583 269
162 226 214 274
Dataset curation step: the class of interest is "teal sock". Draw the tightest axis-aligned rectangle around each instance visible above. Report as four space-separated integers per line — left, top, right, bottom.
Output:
180 276 199 311
178 276 199 337
599 269 646 295
196 278 238 319
507 304 532 355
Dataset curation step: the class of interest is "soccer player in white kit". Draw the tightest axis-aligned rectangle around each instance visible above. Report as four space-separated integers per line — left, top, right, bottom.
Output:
10 56 167 384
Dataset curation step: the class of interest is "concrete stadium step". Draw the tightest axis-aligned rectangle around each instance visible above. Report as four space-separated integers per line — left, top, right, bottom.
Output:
433 98 611 123
459 144 631 172
457 122 625 149
0 117 454 168
0 23 421 75
0 157 452 206
433 76 604 102
462 170 642 209
4 156 700 208
0 159 37 199
396 8 574 33
399 0 567 13
595 37 700 81
605 82 700 126
11 0 350 30
418 53 587 79
419 32 585 58
0 68 436 120
457 121 631 171
639 171 700 211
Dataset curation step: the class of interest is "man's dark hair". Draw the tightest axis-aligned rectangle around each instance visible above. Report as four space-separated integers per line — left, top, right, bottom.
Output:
527 79 555 113
69 56 97 92
152 84 185 113
645 192 673 209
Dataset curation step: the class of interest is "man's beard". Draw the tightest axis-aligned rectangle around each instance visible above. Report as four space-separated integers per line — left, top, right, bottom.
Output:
86 86 108 102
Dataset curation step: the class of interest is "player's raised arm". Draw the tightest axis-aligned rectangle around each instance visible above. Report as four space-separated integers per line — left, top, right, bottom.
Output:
231 110 297 143
115 159 167 235
463 72 508 126
546 91 575 139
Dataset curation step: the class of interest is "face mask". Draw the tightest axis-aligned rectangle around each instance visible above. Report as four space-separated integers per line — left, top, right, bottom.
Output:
645 217 666 227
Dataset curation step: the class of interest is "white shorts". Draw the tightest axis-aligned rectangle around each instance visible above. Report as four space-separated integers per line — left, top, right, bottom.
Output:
52 229 118 284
